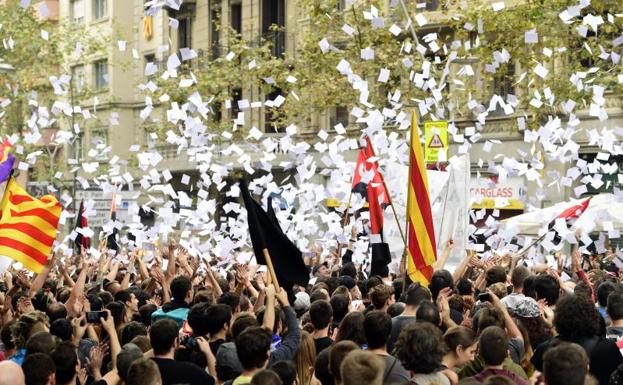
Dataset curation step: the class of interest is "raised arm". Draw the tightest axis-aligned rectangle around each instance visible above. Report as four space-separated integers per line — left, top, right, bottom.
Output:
101 309 121 369
29 252 59 297
105 261 120 283
452 250 474 283
269 288 301 363
165 240 176 281
434 239 454 270
204 259 223 297
262 284 276 332
65 262 88 317
136 252 149 281
151 266 170 305
120 253 136 290
489 289 523 341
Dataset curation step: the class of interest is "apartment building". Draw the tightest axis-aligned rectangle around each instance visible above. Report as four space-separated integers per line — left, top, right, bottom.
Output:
56 0 623 229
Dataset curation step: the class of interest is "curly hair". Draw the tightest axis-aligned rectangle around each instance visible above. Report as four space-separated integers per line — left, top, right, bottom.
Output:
516 316 552 350
554 294 599 341
395 322 446 374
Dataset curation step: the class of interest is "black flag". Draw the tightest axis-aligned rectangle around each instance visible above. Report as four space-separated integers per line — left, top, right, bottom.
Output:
266 196 283 234
240 180 309 291
106 199 119 254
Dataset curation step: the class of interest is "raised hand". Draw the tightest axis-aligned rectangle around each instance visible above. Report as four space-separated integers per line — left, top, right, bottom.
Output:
275 287 289 306
72 315 88 342
255 272 266 291
16 296 34 315
148 295 162 307
15 270 31 289
235 264 249 285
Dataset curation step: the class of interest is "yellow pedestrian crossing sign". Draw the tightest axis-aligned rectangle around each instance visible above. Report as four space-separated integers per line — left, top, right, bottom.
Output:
424 121 448 163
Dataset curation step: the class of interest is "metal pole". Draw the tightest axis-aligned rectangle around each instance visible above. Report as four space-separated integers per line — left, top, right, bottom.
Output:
398 0 421 47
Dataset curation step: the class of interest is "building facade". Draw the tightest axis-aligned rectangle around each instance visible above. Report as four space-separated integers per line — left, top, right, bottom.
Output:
56 0 623 232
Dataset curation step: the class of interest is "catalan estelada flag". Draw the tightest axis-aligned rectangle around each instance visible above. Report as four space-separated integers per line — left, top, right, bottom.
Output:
406 111 437 285
0 138 15 183
0 177 61 273
351 137 392 277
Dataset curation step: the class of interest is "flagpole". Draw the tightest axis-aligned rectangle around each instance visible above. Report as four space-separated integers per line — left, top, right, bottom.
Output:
0 170 15 205
99 187 117 251
516 233 547 258
337 189 354 258
262 248 280 290
436 176 451 248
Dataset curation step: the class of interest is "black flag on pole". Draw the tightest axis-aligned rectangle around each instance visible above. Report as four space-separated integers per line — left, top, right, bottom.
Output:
106 198 119 254
240 180 309 291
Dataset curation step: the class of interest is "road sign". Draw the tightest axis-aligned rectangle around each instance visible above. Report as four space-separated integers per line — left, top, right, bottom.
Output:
424 121 448 163
75 190 137 227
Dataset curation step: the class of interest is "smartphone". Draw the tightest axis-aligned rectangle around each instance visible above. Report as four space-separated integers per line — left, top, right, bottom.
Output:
478 293 491 302
86 311 107 323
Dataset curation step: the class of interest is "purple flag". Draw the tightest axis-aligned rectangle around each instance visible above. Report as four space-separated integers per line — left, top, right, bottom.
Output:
0 153 15 183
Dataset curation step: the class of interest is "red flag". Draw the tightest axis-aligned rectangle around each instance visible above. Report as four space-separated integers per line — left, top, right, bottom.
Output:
556 197 592 220
350 137 392 276
548 197 592 246
74 201 90 250
351 137 390 234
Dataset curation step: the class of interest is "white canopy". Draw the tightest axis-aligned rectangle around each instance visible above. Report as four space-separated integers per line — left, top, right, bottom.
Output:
501 193 623 236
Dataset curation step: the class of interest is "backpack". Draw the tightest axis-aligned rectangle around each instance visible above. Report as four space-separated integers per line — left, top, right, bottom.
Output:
151 307 189 329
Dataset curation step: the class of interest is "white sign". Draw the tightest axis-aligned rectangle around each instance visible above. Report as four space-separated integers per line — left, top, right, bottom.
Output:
75 190 138 227
470 176 526 210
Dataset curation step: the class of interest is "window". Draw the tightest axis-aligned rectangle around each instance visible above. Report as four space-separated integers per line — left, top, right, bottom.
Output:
264 89 285 133
71 0 85 23
144 54 163 76
210 7 220 58
93 0 108 20
94 60 108 89
231 88 242 119
231 2 242 35
491 62 515 117
329 106 349 129
415 0 440 12
261 0 285 57
91 128 108 146
178 16 192 50
74 133 84 160
71 65 86 93
211 102 222 125
91 128 109 160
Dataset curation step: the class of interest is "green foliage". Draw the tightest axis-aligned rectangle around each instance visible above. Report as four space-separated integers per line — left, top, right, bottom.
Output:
0 0 110 183
149 0 621 137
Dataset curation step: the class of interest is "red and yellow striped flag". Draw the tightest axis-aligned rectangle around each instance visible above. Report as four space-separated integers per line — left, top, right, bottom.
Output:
0 177 61 273
406 111 437 285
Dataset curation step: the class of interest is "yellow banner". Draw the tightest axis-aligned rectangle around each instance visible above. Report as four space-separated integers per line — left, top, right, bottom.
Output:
471 198 525 210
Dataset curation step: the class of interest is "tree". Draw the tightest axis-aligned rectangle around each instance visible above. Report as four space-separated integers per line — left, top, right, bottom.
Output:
0 0 110 184
146 0 621 140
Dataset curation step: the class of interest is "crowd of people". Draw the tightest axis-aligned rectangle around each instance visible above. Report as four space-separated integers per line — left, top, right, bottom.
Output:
0 239 621 385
